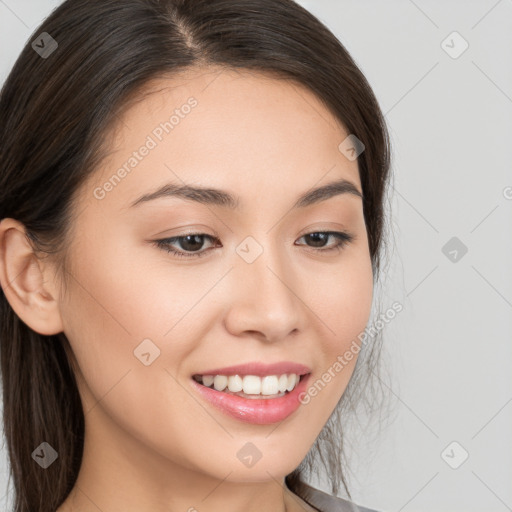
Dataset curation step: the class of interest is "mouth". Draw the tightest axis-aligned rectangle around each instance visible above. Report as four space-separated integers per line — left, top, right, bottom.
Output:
192 373 307 399
190 370 312 425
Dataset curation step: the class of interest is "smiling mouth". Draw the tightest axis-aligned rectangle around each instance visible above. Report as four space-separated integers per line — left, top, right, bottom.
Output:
192 373 308 399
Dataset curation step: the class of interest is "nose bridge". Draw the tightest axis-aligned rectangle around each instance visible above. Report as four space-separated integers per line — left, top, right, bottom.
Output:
225 234 303 339
236 233 289 292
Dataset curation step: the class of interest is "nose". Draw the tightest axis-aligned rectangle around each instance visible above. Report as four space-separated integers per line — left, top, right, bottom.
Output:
223 242 305 343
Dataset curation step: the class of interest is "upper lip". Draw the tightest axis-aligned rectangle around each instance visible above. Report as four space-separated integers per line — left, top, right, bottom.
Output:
193 361 311 377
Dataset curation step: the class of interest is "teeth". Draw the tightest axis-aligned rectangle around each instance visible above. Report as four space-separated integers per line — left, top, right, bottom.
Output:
278 374 288 393
197 373 302 396
261 375 278 395
202 375 214 387
242 375 261 394
286 374 297 392
213 375 228 391
228 375 243 392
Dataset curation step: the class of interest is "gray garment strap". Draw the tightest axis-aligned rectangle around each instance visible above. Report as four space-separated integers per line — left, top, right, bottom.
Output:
297 482 380 512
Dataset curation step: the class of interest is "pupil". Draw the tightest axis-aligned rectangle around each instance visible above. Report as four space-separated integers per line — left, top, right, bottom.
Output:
181 235 203 251
307 232 327 247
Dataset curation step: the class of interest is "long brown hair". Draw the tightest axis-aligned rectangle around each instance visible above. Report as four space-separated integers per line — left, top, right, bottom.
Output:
0 1 392 510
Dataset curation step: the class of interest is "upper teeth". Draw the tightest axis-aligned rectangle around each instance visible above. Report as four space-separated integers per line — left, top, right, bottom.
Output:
198 374 301 395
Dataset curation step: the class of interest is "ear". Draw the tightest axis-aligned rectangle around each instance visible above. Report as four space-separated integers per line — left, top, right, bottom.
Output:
0 218 64 335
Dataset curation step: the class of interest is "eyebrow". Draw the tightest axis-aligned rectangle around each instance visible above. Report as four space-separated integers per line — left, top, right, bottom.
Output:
129 177 363 210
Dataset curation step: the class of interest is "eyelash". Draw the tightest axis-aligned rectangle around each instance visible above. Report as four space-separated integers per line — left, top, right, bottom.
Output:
153 231 355 259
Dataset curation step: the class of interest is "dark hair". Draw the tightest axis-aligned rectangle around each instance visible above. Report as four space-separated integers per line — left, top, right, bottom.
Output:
0 0 392 510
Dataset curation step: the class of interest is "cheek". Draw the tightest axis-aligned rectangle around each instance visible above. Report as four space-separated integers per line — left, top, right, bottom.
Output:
310 249 374 350
299 249 373 406
59 247 220 471
64 229 218 339
58 236 223 416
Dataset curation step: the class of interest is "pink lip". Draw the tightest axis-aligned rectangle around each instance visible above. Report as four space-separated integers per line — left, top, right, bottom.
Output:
190 373 311 425
193 361 311 377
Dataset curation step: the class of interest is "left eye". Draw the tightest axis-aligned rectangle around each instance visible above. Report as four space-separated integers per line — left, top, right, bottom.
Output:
153 231 354 259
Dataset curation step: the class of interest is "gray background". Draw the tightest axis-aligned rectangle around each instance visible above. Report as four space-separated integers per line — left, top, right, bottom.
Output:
1 1 511 511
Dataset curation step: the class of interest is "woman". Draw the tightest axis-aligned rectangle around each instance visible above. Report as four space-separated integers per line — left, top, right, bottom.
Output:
0 1 391 510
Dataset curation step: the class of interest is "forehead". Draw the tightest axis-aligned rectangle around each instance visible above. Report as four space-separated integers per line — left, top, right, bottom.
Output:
81 66 361 212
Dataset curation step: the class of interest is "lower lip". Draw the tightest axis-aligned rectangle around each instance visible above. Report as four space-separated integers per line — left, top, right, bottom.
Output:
190 374 311 425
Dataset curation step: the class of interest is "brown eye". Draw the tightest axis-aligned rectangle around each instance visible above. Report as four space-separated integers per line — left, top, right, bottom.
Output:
296 231 354 251
176 234 207 252
154 234 219 259
153 230 354 260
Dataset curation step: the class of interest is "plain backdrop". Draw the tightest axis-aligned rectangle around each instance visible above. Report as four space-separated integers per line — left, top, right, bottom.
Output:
0 1 511 511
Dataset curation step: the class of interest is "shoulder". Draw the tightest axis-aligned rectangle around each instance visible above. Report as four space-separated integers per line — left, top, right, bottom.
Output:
298 482 381 512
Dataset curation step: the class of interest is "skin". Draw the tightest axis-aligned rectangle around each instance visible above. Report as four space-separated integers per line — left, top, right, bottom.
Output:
0 66 373 512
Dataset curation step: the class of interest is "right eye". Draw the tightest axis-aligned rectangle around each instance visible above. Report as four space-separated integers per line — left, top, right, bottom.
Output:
153 233 220 259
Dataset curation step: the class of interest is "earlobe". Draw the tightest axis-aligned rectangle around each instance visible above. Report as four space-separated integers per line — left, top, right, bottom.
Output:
0 218 64 336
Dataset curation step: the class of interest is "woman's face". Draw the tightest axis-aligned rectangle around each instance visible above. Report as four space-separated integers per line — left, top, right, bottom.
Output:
56 66 373 500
